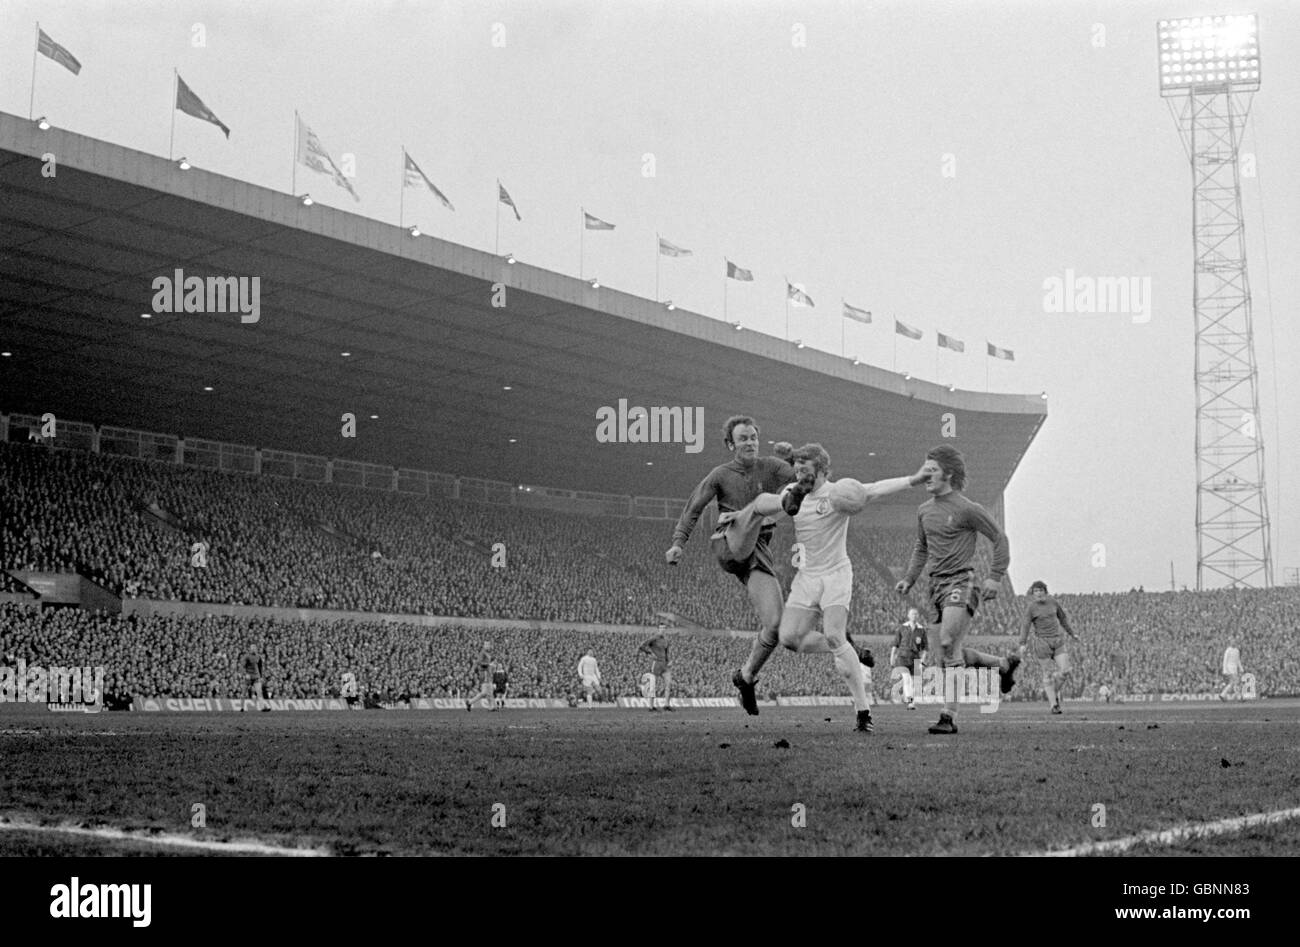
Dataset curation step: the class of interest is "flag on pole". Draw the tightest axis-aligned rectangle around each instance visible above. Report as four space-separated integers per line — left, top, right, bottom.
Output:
658 237 692 258
937 331 965 353
37 28 81 75
987 342 1015 361
583 210 615 230
842 301 872 324
786 282 815 308
296 114 359 202
403 151 453 210
726 260 754 282
498 181 521 220
895 319 922 340
175 75 230 138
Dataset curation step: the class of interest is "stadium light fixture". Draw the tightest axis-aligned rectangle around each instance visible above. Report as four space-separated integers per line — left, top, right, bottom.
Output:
0 351 11 357
369 414 379 420
299 194 313 206
795 339 805 349
868 452 876 457
645 461 654 466
408 225 421 237
947 383 956 392
341 351 351 357
35 116 50 131
903 372 912 381
203 386 213 392
589 278 600 289
508 437 517 443
664 300 676 311
504 253 516 264
1158 14 1260 96
852 356 861 366
502 385 512 391
733 322 743 331
140 313 152 319
176 157 191 171
1040 391 1048 400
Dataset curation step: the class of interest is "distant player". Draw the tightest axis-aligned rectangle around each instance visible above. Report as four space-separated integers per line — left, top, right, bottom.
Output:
1219 641 1243 701
639 625 673 711
240 649 270 711
1017 580 1079 714
890 607 929 709
895 446 1020 735
719 443 928 732
577 650 601 708
491 661 509 710
341 670 360 709
465 641 494 711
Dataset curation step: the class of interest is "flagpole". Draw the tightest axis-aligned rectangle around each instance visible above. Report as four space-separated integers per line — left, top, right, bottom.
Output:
579 207 584 279
723 258 728 323
655 233 660 301
893 327 897 373
399 147 405 229
985 343 990 393
169 69 178 160
29 23 39 121
841 306 846 358
495 180 501 255
292 110 298 196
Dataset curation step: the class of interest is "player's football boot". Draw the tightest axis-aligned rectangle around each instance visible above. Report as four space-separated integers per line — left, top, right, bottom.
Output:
928 712 958 734
781 471 817 516
906 698 916 710
1000 654 1021 694
648 706 660 712
663 704 675 712
732 669 759 715
854 709 874 733
1050 704 1062 714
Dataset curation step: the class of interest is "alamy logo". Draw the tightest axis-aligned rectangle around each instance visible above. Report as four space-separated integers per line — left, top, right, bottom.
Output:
595 399 704 454
889 665 1001 713
0 661 104 711
1042 269 1151 323
50 877 151 928
150 268 261 323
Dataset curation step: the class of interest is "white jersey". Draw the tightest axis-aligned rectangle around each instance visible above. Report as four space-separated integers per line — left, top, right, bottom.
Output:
791 481 852 577
577 655 600 682
1222 647 1241 675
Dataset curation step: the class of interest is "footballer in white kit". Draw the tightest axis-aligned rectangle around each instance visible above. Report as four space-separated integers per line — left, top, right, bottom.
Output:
718 443 928 732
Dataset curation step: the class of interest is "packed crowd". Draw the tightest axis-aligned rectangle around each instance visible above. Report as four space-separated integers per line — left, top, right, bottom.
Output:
3 584 1298 704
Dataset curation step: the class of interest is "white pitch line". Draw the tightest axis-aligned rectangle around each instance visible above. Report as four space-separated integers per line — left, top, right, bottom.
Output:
0 817 330 856
1023 805 1300 857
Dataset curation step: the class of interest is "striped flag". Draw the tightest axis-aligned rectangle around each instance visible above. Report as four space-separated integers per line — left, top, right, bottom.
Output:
787 282 815 308
296 114 359 202
404 151 454 211
37 28 81 75
498 181 521 220
176 75 230 138
726 260 753 282
843 301 872 324
583 210 615 230
937 331 965 353
895 319 922 340
987 342 1015 361
658 236 692 258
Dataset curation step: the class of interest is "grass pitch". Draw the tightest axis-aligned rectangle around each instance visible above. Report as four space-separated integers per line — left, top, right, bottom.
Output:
1 700 1296 856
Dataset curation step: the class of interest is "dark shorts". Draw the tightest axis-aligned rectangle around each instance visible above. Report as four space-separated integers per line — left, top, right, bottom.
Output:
892 654 920 670
1032 636 1068 661
493 682 508 695
930 573 980 622
710 526 777 585
651 661 669 676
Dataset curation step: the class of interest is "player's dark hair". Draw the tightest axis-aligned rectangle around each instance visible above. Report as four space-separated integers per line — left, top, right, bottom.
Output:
723 415 757 448
926 445 966 490
792 443 830 476
1030 580 1048 593
773 441 794 464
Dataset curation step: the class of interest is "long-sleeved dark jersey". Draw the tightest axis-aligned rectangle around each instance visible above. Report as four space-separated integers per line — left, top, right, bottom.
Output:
1021 598 1074 640
904 491 1009 586
672 456 795 547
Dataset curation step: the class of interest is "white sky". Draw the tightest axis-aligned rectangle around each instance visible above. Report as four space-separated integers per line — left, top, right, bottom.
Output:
3 0 1296 593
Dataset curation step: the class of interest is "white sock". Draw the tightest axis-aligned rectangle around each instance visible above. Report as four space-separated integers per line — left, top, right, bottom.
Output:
901 668 915 701
833 642 869 712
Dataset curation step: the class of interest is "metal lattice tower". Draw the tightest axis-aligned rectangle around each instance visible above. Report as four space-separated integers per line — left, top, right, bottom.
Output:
1160 14 1272 589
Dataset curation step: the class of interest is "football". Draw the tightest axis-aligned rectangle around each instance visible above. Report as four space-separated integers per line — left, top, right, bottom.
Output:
829 477 868 514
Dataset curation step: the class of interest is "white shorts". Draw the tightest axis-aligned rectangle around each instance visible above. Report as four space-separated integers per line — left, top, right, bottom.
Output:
787 565 853 612
582 677 600 690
